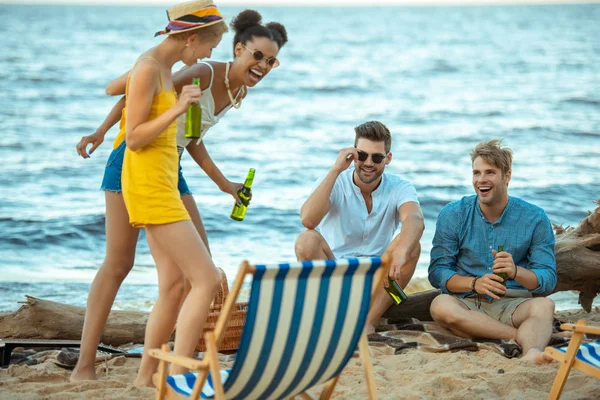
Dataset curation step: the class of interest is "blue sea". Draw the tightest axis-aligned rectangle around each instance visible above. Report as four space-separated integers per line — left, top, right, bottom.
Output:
1 3 599 313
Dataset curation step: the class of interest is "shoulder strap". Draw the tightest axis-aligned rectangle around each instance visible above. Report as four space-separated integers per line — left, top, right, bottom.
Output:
125 56 164 97
198 61 215 89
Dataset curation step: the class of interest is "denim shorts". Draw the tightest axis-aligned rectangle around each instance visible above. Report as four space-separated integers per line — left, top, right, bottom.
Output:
100 141 192 195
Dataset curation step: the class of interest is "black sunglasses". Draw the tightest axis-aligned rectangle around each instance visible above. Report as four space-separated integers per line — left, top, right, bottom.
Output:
242 44 280 68
356 149 387 164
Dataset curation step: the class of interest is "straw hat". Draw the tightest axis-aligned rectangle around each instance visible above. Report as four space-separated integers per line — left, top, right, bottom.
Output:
154 0 224 37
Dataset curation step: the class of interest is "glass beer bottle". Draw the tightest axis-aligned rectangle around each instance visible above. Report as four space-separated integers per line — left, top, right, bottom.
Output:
385 278 408 305
184 78 202 139
230 168 255 221
493 245 507 297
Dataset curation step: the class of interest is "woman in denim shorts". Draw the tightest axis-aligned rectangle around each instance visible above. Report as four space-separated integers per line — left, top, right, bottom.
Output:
72 10 288 382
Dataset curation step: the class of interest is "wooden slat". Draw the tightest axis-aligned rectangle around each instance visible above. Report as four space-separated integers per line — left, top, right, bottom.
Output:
546 331 585 400
147 349 206 371
559 320 600 336
358 333 378 400
213 261 251 346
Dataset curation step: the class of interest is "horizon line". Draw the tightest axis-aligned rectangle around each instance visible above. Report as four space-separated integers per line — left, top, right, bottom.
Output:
2 0 600 6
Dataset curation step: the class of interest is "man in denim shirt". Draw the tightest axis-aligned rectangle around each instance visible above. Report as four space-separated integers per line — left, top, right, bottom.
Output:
428 140 557 364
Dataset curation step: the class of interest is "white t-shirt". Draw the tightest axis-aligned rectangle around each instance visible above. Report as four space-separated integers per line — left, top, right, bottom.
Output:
314 168 419 259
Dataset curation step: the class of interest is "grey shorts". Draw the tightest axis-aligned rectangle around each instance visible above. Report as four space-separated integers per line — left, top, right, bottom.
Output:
454 290 532 327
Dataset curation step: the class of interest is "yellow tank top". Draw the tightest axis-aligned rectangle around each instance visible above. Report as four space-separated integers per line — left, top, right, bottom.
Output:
119 56 190 227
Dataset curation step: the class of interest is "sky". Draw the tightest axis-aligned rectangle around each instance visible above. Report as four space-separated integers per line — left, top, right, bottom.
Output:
2 0 600 5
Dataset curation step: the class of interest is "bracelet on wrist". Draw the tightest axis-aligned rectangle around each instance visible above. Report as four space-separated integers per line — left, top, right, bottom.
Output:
471 277 479 292
512 266 518 280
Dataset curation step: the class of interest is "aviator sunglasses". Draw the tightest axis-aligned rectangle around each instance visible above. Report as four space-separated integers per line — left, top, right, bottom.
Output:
242 44 280 68
356 149 387 164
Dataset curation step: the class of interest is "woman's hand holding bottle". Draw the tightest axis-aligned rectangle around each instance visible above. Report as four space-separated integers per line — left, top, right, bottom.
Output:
175 84 202 115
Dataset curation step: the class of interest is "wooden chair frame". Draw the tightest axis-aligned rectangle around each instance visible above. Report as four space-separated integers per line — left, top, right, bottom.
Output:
149 255 390 400
544 319 600 400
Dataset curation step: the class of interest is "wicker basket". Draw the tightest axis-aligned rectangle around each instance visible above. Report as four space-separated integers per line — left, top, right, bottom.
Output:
195 268 247 352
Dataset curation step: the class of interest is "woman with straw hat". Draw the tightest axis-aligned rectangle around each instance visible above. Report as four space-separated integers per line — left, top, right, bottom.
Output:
71 0 228 386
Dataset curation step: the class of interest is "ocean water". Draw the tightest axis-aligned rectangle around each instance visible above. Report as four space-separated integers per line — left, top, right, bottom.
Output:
0 4 599 313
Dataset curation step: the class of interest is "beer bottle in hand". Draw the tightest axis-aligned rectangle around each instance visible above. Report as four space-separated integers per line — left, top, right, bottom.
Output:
184 78 202 139
493 245 507 297
230 168 255 221
385 278 408 305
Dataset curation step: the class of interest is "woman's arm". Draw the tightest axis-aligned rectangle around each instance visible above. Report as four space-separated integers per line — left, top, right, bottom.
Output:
125 60 199 151
106 70 130 96
76 96 125 158
173 63 213 93
186 141 242 202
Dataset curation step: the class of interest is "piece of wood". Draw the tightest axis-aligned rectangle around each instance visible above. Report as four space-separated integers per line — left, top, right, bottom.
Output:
319 374 341 400
0 295 148 346
358 333 378 400
546 320 587 400
205 332 224 400
381 289 440 321
155 344 170 400
551 200 600 312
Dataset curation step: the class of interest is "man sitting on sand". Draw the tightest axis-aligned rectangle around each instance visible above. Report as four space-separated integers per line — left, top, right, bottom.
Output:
428 139 557 363
295 121 425 334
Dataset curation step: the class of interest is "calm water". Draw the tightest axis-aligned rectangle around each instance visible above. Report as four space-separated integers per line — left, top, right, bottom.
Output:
1 4 599 312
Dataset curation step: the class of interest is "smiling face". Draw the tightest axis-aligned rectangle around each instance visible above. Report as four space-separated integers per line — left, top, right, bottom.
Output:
232 36 280 87
354 138 391 185
472 156 511 207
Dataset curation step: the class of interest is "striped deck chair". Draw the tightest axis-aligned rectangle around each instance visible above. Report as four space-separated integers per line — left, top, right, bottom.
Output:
544 319 600 400
149 256 389 400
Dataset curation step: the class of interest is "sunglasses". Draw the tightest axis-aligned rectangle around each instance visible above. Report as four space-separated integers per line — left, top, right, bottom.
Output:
242 44 280 68
356 149 387 164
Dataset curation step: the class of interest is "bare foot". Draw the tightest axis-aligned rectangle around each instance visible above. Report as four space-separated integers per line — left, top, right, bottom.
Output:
134 377 155 388
520 349 555 365
70 364 97 382
364 323 375 335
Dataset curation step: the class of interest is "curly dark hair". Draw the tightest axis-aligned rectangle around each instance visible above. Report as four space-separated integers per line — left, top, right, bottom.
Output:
230 9 288 56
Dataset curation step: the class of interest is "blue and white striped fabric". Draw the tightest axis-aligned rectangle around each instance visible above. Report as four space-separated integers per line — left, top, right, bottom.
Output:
557 342 600 369
166 257 381 399
168 370 231 397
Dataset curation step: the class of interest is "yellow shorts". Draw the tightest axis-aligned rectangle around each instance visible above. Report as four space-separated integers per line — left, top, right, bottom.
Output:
454 291 532 327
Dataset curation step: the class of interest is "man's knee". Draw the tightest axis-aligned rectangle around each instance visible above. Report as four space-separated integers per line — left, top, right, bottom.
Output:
295 230 325 260
526 297 555 319
430 295 464 325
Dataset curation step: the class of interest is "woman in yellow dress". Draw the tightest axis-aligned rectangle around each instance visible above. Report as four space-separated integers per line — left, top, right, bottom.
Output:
118 0 225 386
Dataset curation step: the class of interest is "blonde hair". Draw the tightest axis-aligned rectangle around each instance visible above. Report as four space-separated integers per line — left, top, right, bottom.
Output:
470 139 513 176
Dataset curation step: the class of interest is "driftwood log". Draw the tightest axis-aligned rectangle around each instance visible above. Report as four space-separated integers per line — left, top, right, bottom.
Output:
0 295 148 346
551 200 600 312
1 202 599 342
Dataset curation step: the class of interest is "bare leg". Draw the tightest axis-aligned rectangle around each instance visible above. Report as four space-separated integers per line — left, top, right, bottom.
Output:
430 294 517 340
365 290 394 334
181 194 211 302
511 298 555 364
365 244 420 334
70 192 140 382
143 221 221 377
135 228 186 387
294 230 334 261
181 194 211 256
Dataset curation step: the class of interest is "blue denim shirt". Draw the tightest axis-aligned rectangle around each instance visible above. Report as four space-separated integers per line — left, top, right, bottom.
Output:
428 195 556 297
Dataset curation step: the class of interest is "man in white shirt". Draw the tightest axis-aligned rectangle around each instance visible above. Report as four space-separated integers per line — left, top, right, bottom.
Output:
295 121 425 333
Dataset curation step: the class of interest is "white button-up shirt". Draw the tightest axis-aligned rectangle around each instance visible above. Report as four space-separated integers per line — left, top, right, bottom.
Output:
314 168 419 259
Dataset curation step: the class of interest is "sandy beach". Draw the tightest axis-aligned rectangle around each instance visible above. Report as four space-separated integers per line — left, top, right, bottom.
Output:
1 307 598 400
